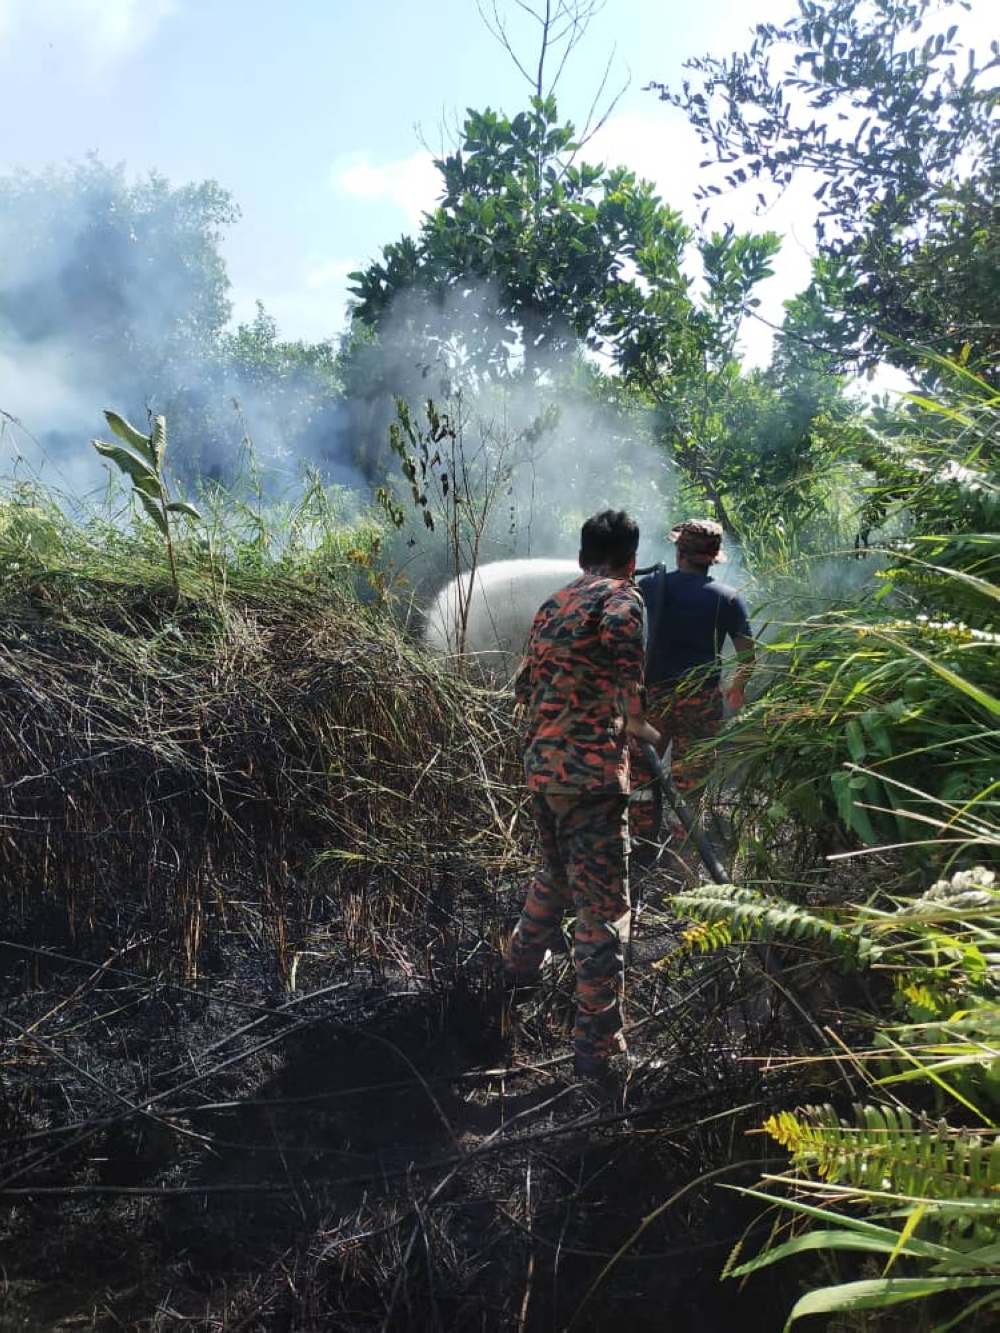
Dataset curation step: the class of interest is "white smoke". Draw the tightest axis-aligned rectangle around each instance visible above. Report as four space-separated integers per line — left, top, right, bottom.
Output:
360 277 679 594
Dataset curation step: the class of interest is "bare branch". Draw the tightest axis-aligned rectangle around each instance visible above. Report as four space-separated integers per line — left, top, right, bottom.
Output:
477 0 620 124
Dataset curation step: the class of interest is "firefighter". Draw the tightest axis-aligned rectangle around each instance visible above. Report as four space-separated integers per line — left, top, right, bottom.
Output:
630 518 755 858
502 509 659 1097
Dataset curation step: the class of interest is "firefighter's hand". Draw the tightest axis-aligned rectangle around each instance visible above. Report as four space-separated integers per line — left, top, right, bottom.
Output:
627 716 661 747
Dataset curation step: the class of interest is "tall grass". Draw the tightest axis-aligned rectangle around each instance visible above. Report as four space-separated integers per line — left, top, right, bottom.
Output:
0 445 523 984
0 445 392 605
680 362 1000 1330
723 363 1000 880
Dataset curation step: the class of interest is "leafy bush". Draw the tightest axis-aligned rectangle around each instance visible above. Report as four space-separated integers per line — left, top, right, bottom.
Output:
718 866 1000 1331
727 364 1000 877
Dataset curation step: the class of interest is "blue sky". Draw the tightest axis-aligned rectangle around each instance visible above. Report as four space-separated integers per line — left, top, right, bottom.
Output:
0 0 994 367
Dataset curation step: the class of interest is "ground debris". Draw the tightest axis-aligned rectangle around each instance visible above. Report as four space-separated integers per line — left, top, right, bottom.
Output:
1 585 820 1330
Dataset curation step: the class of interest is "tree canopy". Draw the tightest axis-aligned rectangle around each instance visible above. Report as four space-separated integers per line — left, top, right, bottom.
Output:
653 0 1000 386
0 159 355 489
0 156 237 369
345 94 797 524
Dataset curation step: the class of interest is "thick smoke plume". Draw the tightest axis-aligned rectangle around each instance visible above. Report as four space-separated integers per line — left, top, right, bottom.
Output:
0 160 367 506
346 278 682 600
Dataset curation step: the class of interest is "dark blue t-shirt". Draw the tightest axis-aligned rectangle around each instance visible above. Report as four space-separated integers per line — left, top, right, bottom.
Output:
638 567 752 687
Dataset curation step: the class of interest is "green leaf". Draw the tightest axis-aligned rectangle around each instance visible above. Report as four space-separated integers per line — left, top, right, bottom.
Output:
166 501 201 522
885 1203 927 1275
845 717 867 763
133 473 162 499
936 1242 1000 1273
726 1187 956 1270
729 1228 927 1277
150 415 167 468
136 489 167 535
831 769 878 843
785 1276 1000 1329
104 410 155 466
894 642 1000 718
92 439 159 491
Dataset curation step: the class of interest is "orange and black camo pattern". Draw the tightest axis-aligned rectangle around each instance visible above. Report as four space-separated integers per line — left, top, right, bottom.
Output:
505 571 645 1064
630 676 724 845
514 573 646 795
504 790 631 1063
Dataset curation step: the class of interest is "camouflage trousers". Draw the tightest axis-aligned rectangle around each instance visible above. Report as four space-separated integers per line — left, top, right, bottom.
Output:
504 790 630 1064
630 677 723 846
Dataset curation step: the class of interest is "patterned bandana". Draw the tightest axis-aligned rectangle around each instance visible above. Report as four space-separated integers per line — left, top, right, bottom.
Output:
668 519 724 564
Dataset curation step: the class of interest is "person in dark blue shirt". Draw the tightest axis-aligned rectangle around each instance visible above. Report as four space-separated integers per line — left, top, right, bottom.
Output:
631 518 755 854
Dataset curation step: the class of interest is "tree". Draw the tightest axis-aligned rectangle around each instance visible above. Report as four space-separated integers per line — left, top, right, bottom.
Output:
348 97 689 379
346 94 785 518
476 0 622 113
607 223 787 537
0 155 236 370
0 160 358 491
653 0 1000 385
345 0 850 543
222 302 350 482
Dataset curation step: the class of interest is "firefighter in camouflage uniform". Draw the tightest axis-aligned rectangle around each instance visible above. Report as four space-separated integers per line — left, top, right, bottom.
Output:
630 518 755 856
502 510 659 1089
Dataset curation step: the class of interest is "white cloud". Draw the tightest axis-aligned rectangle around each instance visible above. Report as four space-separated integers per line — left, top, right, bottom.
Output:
332 150 441 228
336 160 392 202
0 0 176 65
587 108 703 212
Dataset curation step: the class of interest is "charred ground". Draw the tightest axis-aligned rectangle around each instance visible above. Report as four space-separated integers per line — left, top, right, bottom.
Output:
0 571 856 1330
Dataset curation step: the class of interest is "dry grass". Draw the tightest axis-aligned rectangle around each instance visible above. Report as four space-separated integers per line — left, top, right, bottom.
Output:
0 569 526 981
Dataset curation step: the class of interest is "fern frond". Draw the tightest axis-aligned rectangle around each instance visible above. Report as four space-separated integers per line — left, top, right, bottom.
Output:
763 1104 1000 1244
674 885 877 965
681 917 733 953
651 918 733 972
898 978 953 1018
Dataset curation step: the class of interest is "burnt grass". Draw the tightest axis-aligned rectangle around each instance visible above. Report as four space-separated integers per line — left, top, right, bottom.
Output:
0 575 846 1330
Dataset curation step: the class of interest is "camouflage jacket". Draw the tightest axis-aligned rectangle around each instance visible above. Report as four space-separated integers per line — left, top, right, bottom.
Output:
514 573 646 794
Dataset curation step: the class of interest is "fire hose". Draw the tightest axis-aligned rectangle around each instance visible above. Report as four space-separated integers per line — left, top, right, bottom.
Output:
637 740 729 884
635 741 832 1055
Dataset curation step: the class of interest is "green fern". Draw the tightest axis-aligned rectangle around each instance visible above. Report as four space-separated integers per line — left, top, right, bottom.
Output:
673 884 879 965
763 1103 1000 1245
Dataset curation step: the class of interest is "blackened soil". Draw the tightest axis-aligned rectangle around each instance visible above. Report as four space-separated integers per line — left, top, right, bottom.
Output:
0 871 823 1332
